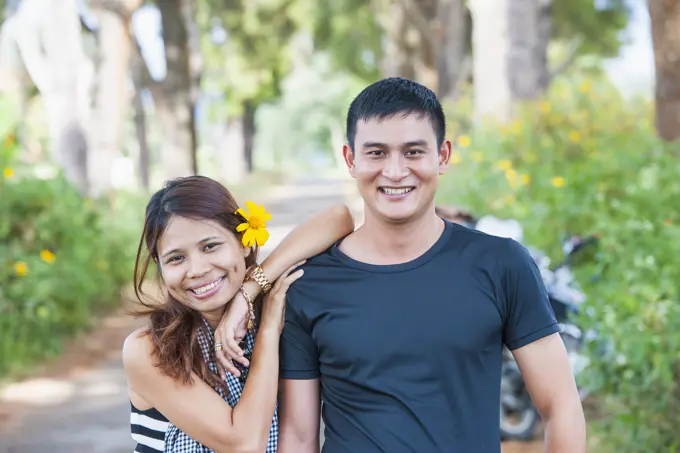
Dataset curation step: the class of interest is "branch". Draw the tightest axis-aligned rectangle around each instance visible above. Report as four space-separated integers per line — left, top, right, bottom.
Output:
548 37 584 83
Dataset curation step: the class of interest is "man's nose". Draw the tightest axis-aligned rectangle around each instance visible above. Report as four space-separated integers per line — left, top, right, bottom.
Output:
381 154 409 180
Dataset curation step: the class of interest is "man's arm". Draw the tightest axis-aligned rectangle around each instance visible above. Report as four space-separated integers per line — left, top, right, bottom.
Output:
278 378 321 453
512 333 586 453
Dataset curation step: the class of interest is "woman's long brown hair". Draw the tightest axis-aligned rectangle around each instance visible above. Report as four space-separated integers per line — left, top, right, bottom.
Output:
131 176 259 393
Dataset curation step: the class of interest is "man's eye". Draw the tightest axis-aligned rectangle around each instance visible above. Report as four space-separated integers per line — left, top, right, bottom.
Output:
406 149 424 156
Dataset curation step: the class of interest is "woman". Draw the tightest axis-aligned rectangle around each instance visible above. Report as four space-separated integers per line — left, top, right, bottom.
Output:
123 175 355 452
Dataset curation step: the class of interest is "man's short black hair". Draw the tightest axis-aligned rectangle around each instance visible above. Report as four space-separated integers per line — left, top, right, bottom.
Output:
345 77 446 150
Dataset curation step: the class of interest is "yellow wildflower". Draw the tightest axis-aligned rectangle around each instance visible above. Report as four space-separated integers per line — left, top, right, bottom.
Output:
504 195 516 205
497 159 512 171
579 81 591 93
450 152 462 165
505 168 518 188
539 101 551 113
520 174 531 185
40 249 56 264
552 176 566 188
568 130 581 143
471 151 483 162
235 201 272 247
3 167 14 178
14 261 28 276
456 135 471 148
511 120 522 134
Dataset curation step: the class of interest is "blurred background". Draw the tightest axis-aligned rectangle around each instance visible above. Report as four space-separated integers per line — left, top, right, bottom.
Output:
0 0 678 452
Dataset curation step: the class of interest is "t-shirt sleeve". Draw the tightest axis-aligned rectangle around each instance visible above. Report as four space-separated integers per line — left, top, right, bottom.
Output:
279 286 320 380
500 238 560 350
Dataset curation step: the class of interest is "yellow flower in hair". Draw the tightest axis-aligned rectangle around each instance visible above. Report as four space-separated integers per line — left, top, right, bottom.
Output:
235 201 272 247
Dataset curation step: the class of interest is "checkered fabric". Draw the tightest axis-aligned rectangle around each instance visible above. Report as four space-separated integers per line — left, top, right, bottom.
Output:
165 318 279 452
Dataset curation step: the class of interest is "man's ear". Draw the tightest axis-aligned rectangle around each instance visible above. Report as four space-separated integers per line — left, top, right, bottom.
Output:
438 139 453 175
343 144 356 178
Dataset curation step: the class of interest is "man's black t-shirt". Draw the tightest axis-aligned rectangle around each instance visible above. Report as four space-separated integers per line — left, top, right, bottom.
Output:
280 220 559 452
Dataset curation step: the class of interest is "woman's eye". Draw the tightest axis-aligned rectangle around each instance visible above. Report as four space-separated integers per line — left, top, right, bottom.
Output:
167 255 183 264
204 242 220 251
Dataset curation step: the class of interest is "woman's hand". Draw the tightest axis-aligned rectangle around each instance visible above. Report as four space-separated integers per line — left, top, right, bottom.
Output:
259 261 305 335
215 290 250 378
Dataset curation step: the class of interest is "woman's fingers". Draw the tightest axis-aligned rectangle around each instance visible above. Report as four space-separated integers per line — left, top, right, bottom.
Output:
215 349 241 378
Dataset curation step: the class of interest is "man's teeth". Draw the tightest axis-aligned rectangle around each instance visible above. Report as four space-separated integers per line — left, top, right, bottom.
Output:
382 187 413 195
193 279 221 295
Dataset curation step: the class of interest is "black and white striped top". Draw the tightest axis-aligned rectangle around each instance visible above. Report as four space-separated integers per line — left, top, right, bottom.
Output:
130 401 169 452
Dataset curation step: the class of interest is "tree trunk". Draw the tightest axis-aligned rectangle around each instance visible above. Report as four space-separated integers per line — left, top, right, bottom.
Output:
32 0 90 193
435 0 470 100
243 99 255 173
88 0 139 197
507 0 551 100
155 0 196 181
379 2 417 79
221 115 247 184
648 0 680 142
468 0 512 123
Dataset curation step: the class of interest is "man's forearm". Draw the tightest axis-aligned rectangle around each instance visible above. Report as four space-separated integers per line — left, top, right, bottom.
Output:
543 403 587 453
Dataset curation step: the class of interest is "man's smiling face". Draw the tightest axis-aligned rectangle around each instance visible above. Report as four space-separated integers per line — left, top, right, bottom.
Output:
344 113 451 225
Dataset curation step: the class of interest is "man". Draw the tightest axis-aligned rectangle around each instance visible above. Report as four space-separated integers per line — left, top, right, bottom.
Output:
278 77 586 452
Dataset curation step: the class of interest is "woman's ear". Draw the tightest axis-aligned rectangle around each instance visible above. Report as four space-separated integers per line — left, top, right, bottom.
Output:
243 246 252 258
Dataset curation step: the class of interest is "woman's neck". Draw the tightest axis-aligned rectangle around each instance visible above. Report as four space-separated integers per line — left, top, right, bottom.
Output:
201 306 227 330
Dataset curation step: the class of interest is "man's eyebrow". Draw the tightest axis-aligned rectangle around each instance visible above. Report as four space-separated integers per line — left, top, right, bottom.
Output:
361 140 429 148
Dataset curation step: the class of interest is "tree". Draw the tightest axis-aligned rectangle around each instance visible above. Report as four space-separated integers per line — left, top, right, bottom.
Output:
648 0 680 142
153 0 199 180
8 0 90 192
88 0 143 197
200 0 299 178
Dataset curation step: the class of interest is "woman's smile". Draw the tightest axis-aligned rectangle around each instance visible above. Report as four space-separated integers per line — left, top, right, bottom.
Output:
188 276 226 300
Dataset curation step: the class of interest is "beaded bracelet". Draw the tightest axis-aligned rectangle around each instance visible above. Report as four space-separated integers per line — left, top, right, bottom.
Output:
239 285 256 331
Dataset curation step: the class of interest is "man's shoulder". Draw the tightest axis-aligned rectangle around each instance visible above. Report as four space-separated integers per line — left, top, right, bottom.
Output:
442 221 528 266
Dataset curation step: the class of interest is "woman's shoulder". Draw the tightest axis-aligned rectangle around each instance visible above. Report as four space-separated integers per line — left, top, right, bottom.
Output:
122 327 155 377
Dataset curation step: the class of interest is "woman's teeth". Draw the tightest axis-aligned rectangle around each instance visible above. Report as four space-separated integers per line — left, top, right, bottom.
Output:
381 187 413 195
192 278 222 295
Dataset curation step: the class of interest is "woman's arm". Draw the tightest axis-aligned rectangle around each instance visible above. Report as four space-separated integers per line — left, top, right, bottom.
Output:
261 203 354 279
124 332 272 453
215 204 355 374
123 265 303 453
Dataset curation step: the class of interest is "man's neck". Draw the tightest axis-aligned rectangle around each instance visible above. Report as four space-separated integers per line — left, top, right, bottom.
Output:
349 207 444 265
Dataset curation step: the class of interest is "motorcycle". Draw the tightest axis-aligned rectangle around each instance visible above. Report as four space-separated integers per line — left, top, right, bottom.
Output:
436 206 597 440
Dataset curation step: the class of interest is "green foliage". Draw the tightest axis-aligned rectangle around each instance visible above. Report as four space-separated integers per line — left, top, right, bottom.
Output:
306 0 382 82
199 0 300 115
0 152 141 378
438 74 680 452
552 0 630 57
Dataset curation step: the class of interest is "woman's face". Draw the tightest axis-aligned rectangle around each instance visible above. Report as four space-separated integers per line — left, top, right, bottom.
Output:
156 215 249 317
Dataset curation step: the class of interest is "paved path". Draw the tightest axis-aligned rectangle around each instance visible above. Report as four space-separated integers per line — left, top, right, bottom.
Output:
0 176 355 453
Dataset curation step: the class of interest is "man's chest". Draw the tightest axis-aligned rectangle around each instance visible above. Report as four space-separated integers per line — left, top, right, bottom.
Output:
308 275 504 370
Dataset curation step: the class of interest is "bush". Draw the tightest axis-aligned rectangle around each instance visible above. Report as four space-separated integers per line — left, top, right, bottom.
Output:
0 141 142 378
438 75 680 451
